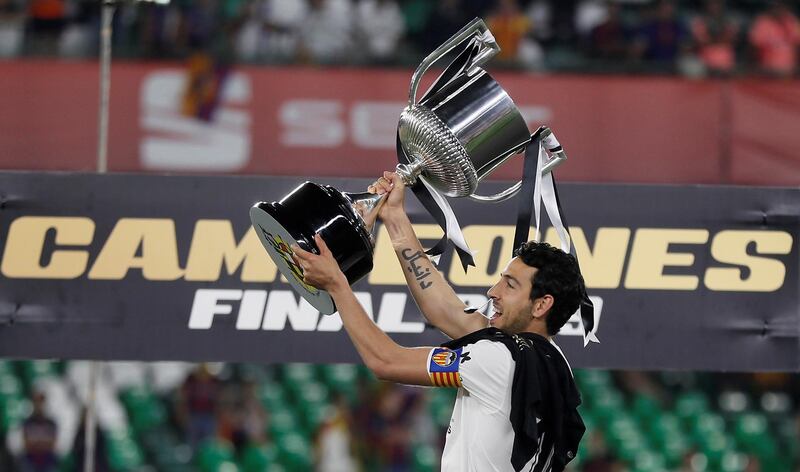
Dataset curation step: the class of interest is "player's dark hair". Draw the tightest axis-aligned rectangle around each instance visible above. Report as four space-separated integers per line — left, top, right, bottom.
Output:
514 241 585 335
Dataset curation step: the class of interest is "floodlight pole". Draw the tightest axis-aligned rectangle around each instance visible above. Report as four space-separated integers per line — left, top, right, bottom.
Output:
85 2 115 470
96 0 114 173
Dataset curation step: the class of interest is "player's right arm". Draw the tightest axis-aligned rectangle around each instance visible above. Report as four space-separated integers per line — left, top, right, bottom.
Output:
372 171 487 340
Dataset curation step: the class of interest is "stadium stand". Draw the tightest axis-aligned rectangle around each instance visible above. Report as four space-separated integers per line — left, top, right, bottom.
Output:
1 360 798 471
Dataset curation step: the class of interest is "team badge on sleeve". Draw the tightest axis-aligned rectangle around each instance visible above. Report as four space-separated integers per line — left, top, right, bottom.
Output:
427 347 463 387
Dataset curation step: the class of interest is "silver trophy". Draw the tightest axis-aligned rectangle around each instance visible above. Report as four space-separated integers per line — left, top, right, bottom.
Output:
395 18 565 201
250 18 567 314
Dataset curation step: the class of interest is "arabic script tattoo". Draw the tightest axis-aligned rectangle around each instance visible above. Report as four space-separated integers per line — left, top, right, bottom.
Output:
401 248 433 289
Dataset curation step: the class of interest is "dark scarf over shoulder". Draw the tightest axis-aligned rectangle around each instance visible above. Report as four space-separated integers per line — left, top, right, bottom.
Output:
442 328 585 472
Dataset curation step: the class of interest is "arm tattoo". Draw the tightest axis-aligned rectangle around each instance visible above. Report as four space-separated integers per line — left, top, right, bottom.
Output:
401 248 434 290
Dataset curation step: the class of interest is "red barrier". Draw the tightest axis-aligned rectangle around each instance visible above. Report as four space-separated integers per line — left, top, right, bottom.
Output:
0 61 796 185
730 81 800 186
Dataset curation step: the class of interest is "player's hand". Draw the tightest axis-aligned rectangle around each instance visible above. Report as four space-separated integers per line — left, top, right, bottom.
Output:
367 171 406 222
291 234 348 293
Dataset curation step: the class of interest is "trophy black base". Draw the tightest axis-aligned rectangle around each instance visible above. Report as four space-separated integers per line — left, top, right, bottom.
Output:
249 182 374 315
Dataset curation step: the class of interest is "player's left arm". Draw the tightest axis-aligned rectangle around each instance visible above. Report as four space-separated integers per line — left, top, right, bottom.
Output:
294 234 457 387
328 284 444 386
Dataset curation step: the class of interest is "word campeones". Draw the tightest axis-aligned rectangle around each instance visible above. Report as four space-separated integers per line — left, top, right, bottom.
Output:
0 217 793 292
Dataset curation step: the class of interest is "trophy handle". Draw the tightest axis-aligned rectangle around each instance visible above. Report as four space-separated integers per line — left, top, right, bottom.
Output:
468 127 568 203
408 17 499 108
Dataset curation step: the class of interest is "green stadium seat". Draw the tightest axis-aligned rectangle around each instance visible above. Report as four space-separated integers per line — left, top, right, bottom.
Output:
275 432 312 471
647 412 681 441
319 364 359 402
20 360 58 389
632 393 662 424
195 438 236 472
299 401 332 435
660 436 690 469
106 428 145 471
645 411 688 468
296 381 329 406
734 413 768 439
686 452 710 471
240 443 279 472
219 461 242 472
732 413 783 469
760 392 792 418
259 379 287 411
592 390 625 424
607 415 648 463
719 450 748 472
412 443 438 472
1 395 30 433
575 370 613 403
428 392 454 428
674 392 710 425
120 386 167 434
0 373 23 398
269 409 300 438
0 360 14 376
356 363 374 381
59 452 75 472
776 417 799 463
632 449 666 472
718 390 750 416
691 412 726 440
696 431 730 469
281 364 316 385
237 363 270 384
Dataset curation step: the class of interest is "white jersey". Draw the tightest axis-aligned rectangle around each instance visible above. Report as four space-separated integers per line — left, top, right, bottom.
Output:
427 339 557 472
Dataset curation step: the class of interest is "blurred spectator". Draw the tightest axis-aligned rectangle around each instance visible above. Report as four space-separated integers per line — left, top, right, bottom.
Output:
690 0 740 76
297 0 354 64
182 52 231 122
17 391 58 472
356 0 405 64
314 394 357 472
525 0 554 47
575 0 611 39
419 0 470 57
214 386 245 453
632 0 689 72
59 0 97 58
137 1 178 58
587 2 633 64
26 0 66 55
551 0 578 45
375 387 417 471
236 0 307 63
0 0 25 58
178 0 218 53
580 430 625 472
177 363 221 449
618 371 668 402
486 0 533 66
233 380 268 450
744 454 762 472
400 0 434 54
748 0 800 77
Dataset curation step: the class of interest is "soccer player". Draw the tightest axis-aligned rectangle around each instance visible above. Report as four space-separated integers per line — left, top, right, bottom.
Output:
292 171 585 472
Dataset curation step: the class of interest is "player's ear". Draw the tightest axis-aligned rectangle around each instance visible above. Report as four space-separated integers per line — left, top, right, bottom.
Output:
532 295 554 319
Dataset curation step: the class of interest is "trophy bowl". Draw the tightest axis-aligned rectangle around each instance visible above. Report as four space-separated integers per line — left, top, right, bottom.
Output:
250 183 376 314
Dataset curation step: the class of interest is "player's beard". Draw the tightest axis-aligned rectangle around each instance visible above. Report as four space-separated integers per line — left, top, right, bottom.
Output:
496 302 534 334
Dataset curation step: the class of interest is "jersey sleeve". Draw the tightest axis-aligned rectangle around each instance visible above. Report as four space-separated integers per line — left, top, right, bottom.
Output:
426 339 514 408
458 339 514 408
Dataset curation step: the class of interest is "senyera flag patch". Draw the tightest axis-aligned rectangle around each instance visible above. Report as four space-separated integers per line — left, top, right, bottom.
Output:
427 347 463 387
